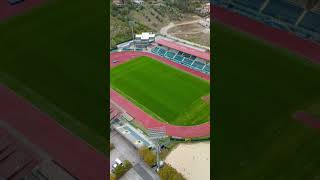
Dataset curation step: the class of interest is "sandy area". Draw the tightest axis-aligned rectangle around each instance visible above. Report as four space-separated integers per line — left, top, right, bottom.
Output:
165 142 210 180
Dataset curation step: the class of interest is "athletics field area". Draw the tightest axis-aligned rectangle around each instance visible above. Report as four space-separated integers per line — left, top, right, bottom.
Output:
110 51 210 138
111 56 210 126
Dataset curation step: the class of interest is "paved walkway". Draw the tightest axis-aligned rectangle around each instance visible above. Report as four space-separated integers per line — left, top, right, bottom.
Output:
111 130 160 180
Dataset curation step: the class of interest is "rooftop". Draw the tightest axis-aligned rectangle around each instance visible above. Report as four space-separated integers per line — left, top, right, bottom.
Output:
0 122 76 179
136 32 155 40
156 38 210 61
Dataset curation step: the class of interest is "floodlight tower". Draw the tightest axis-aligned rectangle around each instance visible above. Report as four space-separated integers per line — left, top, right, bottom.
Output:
148 127 167 172
129 20 135 50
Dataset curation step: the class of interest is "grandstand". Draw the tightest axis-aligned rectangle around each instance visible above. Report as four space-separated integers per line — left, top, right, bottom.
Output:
7 0 24 5
110 102 155 149
150 38 211 74
212 0 320 43
0 124 76 180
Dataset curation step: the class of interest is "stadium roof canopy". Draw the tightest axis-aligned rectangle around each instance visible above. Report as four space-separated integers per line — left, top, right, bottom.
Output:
136 32 155 40
156 39 210 61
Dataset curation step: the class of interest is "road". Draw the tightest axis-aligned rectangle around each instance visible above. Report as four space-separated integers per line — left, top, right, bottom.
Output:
110 130 160 180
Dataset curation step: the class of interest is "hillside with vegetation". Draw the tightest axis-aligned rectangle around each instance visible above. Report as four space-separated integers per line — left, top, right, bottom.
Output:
110 0 205 48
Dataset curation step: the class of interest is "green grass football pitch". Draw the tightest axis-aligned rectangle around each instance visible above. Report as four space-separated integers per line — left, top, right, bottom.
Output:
111 56 210 126
0 0 107 153
213 22 320 179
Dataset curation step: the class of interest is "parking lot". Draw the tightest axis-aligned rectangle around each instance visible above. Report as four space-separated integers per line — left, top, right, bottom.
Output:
110 129 160 180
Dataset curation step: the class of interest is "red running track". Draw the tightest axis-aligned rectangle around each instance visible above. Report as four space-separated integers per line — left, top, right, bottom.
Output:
212 6 320 64
110 51 210 138
0 0 45 21
294 111 320 129
0 84 107 179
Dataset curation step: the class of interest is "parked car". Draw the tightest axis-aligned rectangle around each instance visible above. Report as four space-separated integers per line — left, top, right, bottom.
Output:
111 158 123 172
116 158 122 164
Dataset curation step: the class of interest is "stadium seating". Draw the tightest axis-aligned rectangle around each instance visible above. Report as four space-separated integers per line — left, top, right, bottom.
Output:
150 45 210 74
190 55 197 60
8 0 24 5
231 0 265 11
299 11 320 33
157 48 167 56
262 0 304 24
151 47 160 53
182 53 191 58
173 55 185 63
203 64 210 74
164 51 177 60
181 58 194 66
191 61 206 70
212 0 320 43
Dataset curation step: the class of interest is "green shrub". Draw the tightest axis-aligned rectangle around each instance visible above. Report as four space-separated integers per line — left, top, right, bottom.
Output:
158 163 186 180
110 174 116 180
113 160 132 179
138 147 156 167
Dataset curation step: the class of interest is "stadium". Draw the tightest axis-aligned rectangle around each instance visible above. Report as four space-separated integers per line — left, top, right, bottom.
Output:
110 35 211 139
212 0 320 179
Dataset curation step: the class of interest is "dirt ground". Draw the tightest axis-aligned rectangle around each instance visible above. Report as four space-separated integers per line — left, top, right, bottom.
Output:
165 142 210 180
168 23 210 47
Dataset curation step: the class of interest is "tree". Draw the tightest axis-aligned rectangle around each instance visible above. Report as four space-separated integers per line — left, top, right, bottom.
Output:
138 147 156 166
158 163 186 180
113 160 132 179
110 174 116 180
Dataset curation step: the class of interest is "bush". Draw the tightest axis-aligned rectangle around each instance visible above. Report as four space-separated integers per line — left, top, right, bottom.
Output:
158 163 186 180
113 160 132 179
110 174 116 180
138 147 156 167
110 143 115 151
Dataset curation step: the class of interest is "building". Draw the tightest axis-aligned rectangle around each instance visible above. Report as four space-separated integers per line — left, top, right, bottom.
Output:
134 32 155 48
132 0 144 5
112 0 125 6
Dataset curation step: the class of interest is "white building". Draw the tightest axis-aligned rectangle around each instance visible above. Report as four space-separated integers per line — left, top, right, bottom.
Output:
134 32 155 48
132 0 144 5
